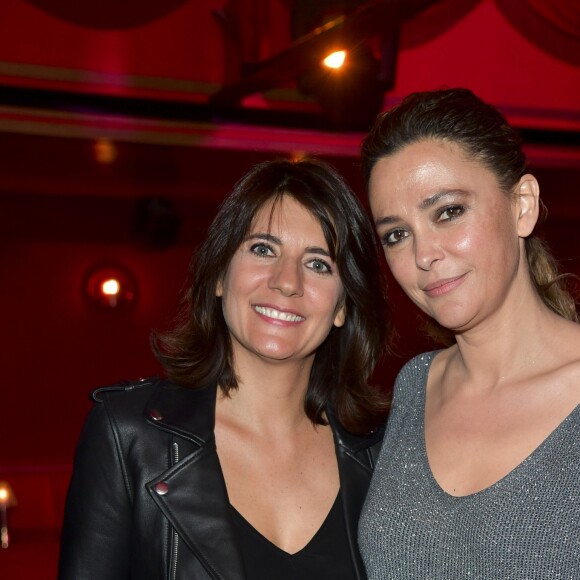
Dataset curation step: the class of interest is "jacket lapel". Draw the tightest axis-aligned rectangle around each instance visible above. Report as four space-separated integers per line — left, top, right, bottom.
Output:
147 446 246 580
329 410 385 580
144 381 246 580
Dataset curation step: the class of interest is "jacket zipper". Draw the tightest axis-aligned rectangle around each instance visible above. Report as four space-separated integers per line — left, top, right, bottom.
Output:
170 441 179 580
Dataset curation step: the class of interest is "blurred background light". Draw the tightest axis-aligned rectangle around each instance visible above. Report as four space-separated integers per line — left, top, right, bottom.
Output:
85 265 136 309
323 50 347 68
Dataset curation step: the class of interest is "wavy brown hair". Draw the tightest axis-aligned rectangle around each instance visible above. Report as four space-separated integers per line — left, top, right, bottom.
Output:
361 87 578 332
152 158 392 435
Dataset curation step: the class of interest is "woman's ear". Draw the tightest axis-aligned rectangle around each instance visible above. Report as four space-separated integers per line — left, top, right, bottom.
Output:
333 303 346 328
515 174 540 238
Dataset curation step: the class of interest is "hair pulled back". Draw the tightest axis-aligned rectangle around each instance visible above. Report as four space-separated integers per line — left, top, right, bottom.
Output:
361 87 577 322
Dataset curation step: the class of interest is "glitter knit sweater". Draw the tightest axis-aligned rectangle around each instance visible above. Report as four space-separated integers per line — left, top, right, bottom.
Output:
358 351 580 579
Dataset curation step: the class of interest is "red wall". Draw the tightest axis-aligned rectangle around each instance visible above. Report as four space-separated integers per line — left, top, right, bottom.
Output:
0 1 579 576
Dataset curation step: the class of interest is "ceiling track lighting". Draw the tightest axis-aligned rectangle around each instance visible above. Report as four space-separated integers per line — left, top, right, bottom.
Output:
209 0 438 130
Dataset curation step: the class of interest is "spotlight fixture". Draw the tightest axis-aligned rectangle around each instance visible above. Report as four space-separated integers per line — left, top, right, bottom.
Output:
209 0 437 131
322 50 347 69
291 0 392 130
85 265 136 309
299 42 385 130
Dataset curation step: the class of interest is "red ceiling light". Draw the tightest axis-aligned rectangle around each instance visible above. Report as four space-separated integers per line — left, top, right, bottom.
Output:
85 266 136 308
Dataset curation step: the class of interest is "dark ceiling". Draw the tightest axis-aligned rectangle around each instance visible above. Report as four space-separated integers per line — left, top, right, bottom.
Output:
1 0 579 229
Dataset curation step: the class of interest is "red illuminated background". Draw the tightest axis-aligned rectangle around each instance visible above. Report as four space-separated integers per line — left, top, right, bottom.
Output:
0 1 579 577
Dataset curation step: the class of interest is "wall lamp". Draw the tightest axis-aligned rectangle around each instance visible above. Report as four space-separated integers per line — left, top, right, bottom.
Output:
85 265 136 309
0 481 17 549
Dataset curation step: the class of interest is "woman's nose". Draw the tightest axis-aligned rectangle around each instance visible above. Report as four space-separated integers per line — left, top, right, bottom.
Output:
268 258 304 297
414 235 443 271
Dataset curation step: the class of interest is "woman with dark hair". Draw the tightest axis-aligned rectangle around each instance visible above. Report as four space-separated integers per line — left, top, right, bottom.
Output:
59 158 391 580
358 87 580 579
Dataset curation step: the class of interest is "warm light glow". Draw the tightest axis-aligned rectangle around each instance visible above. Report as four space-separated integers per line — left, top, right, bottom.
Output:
85 266 136 309
289 150 309 162
323 50 346 69
101 278 121 296
0 481 16 507
94 138 117 164
0 481 18 548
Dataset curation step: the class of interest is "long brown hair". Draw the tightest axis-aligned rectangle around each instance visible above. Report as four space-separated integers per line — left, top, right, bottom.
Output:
152 158 392 434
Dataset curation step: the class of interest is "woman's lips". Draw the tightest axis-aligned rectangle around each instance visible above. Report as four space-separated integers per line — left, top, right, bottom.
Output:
422 273 467 297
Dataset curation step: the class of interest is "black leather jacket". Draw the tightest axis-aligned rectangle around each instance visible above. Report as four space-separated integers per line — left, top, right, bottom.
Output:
58 377 384 579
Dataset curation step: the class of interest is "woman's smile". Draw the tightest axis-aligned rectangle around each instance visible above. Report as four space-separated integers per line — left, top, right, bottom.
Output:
252 304 306 324
422 273 468 298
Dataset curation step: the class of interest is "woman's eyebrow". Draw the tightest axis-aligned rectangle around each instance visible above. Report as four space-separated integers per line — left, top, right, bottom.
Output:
419 189 469 210
246 232 281 244
375 189 470 226
304 246 331 256
374 215 399 227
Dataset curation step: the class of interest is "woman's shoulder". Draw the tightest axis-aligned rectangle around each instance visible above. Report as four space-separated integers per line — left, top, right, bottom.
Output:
82 377 218 448
88 376 163 421
90 376 217 419
539 317 580 405
397 350 441 382
91 376 160 403
80 377 163 441
390 350 441 405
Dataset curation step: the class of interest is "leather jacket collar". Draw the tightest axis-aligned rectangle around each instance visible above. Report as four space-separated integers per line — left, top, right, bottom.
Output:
92 378 383 579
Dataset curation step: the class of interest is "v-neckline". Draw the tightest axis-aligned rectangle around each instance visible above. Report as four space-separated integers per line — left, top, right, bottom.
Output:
229 491 341 556
419 352 580 499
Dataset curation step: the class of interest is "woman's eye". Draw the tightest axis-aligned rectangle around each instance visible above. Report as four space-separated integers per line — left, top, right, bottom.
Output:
383 229 408 246
438 205 465 221
250 243 275 257
307 258 332 274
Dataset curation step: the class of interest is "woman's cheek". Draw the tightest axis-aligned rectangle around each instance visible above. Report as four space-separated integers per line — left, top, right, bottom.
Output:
454 225 478 253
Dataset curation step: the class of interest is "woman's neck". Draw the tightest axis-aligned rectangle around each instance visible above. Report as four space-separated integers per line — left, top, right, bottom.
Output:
451 293 567 388
219 352 316 435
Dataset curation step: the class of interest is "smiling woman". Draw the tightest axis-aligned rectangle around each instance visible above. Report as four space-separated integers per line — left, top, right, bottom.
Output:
217 196 346 366
358 88 580 580
58 158 392 580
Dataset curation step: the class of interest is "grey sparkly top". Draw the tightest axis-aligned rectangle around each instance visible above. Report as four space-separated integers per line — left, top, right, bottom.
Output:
359 351 580 579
